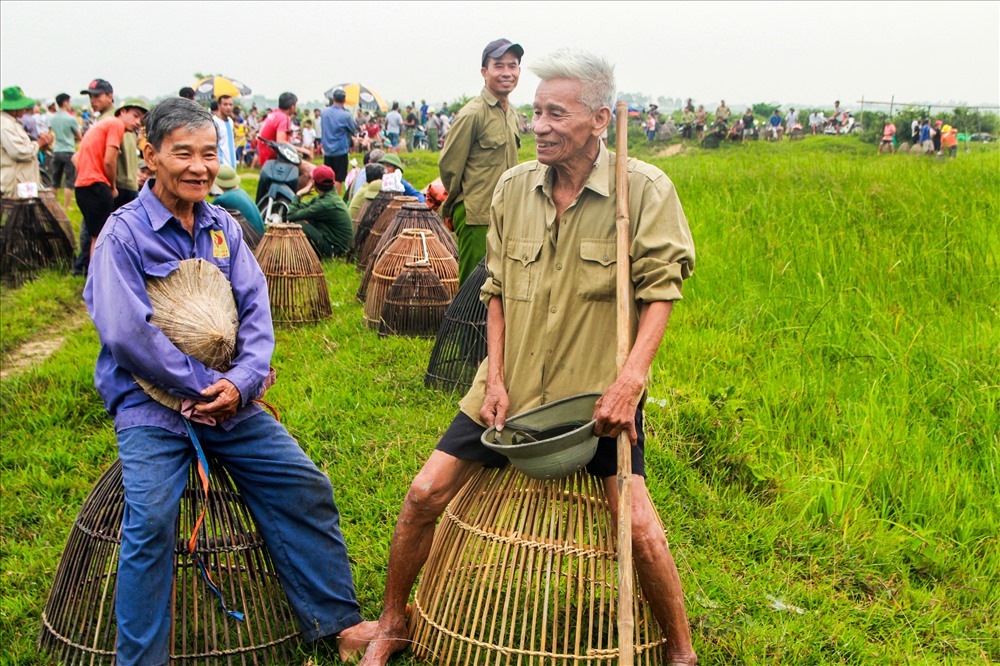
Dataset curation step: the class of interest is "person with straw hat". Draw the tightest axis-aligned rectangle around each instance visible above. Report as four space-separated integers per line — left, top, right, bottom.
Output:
360 49 698 666
1 86 51 197
83 96 376 665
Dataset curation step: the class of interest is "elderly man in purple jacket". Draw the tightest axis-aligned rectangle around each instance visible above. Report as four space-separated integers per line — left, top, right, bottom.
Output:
83 97 374 666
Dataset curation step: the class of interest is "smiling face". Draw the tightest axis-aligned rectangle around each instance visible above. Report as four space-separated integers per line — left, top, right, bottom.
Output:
143 124 219 205
481 52 521 99
530 78 607 168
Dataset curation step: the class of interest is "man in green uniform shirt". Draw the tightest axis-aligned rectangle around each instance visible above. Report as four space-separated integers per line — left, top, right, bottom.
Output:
360 49 698 666
287 165 353 257
439 38 523 285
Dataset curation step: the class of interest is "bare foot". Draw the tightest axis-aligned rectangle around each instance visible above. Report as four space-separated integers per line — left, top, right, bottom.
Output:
336 620 379 662
356 616 410 666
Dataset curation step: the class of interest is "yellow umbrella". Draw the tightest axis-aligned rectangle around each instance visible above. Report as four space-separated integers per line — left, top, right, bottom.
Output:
194 76 251 102
324 83 388 113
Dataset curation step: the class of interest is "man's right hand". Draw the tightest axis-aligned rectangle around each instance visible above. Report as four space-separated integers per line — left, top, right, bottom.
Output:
480 381 510 431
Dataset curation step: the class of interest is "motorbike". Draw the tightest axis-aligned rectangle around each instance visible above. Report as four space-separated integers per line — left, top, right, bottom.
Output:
256 139 301 224
411 125 431 151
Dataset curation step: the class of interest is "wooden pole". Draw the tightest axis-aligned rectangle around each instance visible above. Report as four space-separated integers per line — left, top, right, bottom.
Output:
614 99 635 666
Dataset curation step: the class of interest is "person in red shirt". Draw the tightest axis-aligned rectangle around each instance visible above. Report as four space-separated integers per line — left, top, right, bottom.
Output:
256 91 314 200
75 96 146 257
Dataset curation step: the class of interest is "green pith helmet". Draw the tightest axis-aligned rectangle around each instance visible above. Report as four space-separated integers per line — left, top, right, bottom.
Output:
1 86 35 111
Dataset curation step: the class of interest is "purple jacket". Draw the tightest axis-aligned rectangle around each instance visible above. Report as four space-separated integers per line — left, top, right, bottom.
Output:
84 181 273 436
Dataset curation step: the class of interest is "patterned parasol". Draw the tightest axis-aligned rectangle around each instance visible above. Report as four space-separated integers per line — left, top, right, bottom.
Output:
324 83 388 112
194 76 252 102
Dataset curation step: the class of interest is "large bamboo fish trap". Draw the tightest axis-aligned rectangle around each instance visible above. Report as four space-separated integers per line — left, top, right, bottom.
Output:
38 457 301 665
0 196 74 286
378 263 453 338
363 229 458 331
358 203 458 303
39 190 76 247
350 190 395 266
409 465 669 665
223 208 263 250
424 258 489 393
253 223 331 324
355 195 418 280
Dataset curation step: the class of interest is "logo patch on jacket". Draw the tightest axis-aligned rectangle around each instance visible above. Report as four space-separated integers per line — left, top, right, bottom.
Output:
210 230 230 258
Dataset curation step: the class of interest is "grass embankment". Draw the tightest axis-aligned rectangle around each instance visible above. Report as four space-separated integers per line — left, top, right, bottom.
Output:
1 137 997 664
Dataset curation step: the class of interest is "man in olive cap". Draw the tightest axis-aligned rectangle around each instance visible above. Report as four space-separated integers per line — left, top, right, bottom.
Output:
439 38 524 285
1 86 52 197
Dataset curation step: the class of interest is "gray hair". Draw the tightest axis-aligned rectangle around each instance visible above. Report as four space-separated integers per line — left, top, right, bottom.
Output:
529 49 616 112
145 97 217 150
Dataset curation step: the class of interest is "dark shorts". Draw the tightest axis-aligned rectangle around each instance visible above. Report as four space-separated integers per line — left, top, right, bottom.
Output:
324 153 349 183
50 152 76 189
436 409 646 478
75 182 115 237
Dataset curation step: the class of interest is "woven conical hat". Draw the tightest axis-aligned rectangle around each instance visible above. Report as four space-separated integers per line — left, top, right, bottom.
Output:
133 259 239 411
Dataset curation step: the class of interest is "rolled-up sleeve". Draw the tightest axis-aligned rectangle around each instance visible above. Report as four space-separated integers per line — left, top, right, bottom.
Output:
629 171 695 303
85 231 223 401
220 218 274 405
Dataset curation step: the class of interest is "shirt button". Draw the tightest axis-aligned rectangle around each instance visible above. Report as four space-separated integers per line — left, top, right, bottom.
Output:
604 256 610 262
556 263 562 270
550 307 557 313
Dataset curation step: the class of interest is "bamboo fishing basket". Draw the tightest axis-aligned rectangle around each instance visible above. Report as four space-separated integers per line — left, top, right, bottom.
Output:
351 190 395 266
378 263 453 338
223 208 263 250
424 258 489 393
40 190 76 248
132 259 239 411
0 196 74 286
363 229 458 331
253 223 331 324
355 195 418 279
358 203 458 303
352 197 371 231
409 465 669 665
38 458 300 665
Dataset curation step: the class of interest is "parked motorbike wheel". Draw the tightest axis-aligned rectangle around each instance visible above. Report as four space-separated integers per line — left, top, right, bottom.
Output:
258 196 291 225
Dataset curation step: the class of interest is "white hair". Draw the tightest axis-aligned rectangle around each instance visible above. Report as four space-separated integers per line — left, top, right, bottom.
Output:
529 49 616 112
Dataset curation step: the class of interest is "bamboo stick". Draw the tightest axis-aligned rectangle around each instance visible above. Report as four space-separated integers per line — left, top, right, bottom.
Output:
614 99 635 666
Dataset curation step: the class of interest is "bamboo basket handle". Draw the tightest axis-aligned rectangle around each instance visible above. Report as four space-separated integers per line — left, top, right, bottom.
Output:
614 100 635 665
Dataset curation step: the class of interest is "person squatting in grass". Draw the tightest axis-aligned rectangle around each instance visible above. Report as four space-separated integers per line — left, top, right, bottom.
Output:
83 97 376 666
360 49 698 666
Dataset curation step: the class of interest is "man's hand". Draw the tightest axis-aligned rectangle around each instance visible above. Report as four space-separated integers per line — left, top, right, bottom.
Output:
111 186 119 200
37 133 53 148
480 380 510 431
194 379 242 422
593 373 644 445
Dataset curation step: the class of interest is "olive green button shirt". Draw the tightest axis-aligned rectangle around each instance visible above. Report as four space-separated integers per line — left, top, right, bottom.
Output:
458 141 695 423
438 87 519 227
116 131 139 191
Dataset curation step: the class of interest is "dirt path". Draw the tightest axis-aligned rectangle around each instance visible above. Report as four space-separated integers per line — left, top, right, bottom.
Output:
655 143 687 158
0 313 88 381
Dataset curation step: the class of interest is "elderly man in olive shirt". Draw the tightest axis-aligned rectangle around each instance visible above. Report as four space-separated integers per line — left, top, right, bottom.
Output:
360 49 698 666
438 38 523 285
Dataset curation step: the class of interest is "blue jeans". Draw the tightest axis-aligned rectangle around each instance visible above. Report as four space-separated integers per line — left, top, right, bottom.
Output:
115 413 362 666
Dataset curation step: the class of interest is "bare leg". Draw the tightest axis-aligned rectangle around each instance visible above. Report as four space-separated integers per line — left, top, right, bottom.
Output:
359 451 481 666
604 475 697 665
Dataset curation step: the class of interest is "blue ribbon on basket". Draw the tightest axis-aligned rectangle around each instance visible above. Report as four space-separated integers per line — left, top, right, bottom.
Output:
183 418 245 622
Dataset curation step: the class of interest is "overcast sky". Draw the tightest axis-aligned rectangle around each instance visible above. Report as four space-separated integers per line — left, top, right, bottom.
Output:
2 1 998 111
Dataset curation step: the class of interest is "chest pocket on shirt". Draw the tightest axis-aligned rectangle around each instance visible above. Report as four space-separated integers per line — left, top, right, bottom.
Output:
578 238 617 302
478 128 507 151
505 238 543 302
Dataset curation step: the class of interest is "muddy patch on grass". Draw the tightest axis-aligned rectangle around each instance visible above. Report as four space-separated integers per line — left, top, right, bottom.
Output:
655 143 687 158
1 314 87 381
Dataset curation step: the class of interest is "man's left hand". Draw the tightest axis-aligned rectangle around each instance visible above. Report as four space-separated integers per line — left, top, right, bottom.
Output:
194 379 242 422
593 374 643 445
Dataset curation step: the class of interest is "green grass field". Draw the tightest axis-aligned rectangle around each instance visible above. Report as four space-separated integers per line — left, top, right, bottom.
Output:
1 135 997 664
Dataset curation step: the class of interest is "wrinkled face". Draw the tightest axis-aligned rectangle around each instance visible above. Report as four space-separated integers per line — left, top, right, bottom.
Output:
219 97 234 119
481 52 520 98
143 124 219 204
118 108 145 132
531 78 602 168
89 92 114 113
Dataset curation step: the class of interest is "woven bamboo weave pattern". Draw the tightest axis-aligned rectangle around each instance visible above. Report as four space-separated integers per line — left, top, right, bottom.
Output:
409 466 668 665
224 208 262 250
351 190 395 266
363 229 458 331
253 223 331 324
38 458 300 665
425 258 489 393
0 197 74 286
378 263 452 338
355 195 417 282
